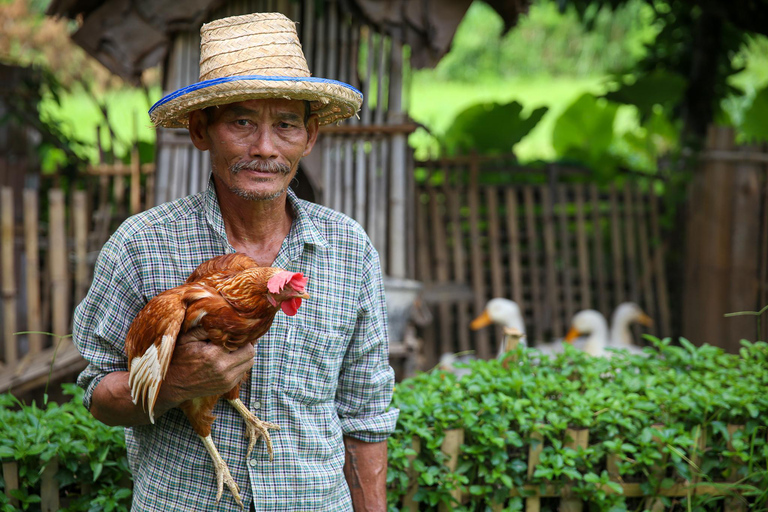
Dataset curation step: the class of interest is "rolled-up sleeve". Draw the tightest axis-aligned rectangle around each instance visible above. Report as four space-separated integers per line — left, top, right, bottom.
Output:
72 237 144 411
335 245 399 442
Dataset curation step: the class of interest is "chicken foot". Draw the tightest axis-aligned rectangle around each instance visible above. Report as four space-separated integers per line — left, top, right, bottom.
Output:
228 398 281 460
199 434 244 510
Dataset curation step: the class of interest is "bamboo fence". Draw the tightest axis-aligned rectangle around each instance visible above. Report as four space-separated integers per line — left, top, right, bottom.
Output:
399 425 756 511
414 159 673 366
0 151 154 395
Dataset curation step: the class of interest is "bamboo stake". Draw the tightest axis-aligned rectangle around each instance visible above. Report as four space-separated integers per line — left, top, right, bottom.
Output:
561 428 589 512
402 436 421 511
1 187 17 365
2 461 19 507
526 430 544 512
41 457 59 512
49 189 69 338
23 190 42 353
439 429 464 512
73 190 88 305
645 424 667 512
725 424 746 512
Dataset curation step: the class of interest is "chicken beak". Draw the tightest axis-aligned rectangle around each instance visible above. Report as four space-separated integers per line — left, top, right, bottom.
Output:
470 310 492 330
298 292 310 299
637 312 653 327
564 326 581 343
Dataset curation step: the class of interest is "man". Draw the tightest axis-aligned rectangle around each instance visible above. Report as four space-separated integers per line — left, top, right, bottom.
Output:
73 12 397 511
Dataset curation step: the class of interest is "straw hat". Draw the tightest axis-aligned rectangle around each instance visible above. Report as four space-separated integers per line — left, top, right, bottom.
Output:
149 12 363 128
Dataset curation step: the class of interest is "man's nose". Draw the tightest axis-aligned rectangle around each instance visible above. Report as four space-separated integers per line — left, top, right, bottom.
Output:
248 126 279 159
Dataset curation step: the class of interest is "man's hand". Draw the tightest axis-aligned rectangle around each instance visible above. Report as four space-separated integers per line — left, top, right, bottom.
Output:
343 436 388 512
91 341 254 427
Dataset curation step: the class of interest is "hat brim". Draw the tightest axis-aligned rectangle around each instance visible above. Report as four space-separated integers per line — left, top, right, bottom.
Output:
149 75 363 128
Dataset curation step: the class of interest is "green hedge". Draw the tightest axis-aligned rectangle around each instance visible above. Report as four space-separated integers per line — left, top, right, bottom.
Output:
386 338 768 511
2 338 767 511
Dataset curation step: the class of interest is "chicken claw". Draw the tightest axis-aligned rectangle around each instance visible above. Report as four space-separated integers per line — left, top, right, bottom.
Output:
200 434 244 510
228 398 281 460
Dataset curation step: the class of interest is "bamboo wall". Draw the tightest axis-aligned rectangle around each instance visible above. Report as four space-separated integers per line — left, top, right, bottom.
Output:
414 158 672 367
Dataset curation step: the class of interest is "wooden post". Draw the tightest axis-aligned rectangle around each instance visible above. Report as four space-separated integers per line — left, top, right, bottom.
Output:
645 424 667 512
561 428 589 512
23 190 42 353
1 187 17 365
526 430 543 512
2 460 19 507
468 161 489 358
130 147 141 214
439 428 464 512
41 457 59 512
73 190 89 305
49 189 69 338
725 424 746 512
402 436 421 512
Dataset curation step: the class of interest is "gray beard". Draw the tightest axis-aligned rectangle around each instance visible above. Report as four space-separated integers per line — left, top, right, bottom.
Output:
228 160 292 201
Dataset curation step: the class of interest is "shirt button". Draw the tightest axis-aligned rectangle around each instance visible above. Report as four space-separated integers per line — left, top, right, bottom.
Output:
249 459 257 467
253 401 261 410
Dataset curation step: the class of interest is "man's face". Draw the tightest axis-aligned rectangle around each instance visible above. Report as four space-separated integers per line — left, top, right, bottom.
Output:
189 98 318 202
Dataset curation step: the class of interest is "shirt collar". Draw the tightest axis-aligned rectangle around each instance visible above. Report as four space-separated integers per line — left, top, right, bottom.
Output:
202 177 330 261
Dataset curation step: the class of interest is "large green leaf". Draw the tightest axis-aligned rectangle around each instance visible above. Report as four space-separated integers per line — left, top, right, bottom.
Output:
441 101 547 156
740 86 768 143
604 70 687 118
552 93 618 161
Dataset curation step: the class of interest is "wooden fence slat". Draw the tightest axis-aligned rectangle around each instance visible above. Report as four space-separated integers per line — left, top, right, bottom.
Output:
574 183 591 309
73 191 89 307
623 183 639 303
541 186 561 338
725 424 747 512
505 188 524 308
634 183 657 332
609 185 625 305
645 424 667 512
1 187 17 365
402 436 421 511
2 461 19 507
49 189 69 338
762 175 768 341
524 186 542 343
428 185 452 357
486 187 505 349
130 147 141 214
23 190 42 353
649 191 672 337
561 428 589 512
557 185 575 323
590 184 609 318
526 430 544 512
41 457 59 512
438 429 464 512
468 162 489 358
447 173 470 353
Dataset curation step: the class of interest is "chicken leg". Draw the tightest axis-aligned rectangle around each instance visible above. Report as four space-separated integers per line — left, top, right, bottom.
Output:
228 398 281 460
199 434 244 510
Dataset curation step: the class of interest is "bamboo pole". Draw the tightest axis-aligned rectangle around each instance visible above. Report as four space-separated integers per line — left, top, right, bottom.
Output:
1 187 17 365
526 430 544 512
23 190 42 353
439 429 465 512
402 436 421 511
561 428 589 512
2 460 18 507
41 457 59 512
725 424 746 512
48 189 69 338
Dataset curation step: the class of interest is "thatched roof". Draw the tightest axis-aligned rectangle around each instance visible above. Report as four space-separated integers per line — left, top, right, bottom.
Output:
47 0 530 84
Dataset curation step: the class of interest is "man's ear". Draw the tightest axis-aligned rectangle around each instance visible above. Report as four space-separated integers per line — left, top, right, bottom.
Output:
189 110 211 151
302 116 320 157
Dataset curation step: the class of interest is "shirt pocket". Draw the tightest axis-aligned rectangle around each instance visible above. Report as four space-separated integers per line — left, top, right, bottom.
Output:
278 324 347 404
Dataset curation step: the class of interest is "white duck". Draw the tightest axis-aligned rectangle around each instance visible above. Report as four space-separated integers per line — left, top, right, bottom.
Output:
469 298 527 357
564 303 653 357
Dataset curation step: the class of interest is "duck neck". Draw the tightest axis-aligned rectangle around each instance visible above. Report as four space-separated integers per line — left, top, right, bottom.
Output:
610 312 632 347
585 322 608 356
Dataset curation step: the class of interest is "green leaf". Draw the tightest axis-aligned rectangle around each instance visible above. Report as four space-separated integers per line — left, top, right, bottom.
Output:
604 70 686 118
740 86 768 143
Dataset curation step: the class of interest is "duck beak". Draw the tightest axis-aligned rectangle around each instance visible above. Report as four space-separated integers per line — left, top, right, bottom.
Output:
564 326 581 343
470 310 492 330
637 312 653 327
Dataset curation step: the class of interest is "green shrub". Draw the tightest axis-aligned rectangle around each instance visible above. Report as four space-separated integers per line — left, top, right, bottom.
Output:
386 338 768 511
0 385 130 512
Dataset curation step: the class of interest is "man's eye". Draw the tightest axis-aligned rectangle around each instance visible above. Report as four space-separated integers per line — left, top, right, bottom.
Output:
235 119 250 127
278 122 295 129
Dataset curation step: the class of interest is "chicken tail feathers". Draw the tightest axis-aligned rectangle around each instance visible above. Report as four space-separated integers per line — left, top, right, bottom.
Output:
126 291 187 423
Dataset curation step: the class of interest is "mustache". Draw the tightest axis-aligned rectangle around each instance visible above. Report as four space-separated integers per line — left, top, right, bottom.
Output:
230 160 291 175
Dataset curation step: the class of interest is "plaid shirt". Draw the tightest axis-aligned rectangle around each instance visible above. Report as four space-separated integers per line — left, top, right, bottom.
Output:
73 180 398 511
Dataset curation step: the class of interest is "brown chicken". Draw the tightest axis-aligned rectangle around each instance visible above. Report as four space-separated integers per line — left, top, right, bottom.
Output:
125 253 309 509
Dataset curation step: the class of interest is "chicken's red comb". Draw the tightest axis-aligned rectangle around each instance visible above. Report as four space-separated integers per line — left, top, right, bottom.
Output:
267 271 308 293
